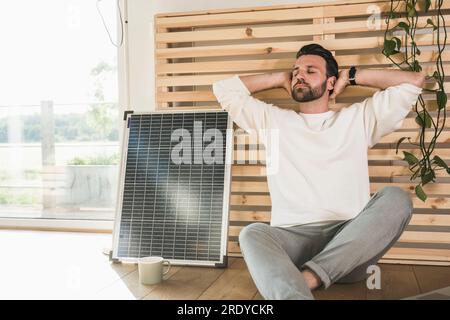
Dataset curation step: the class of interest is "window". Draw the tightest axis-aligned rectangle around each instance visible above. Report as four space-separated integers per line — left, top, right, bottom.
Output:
0 0 121 221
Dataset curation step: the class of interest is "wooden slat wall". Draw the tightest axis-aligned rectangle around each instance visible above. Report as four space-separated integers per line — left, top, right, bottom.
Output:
155 0 450 265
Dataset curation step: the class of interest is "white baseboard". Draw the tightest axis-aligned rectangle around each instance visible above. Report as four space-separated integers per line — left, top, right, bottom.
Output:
0 218 114 233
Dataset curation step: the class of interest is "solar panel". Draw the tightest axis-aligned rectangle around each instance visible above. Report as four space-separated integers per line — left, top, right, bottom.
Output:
112 110 232 267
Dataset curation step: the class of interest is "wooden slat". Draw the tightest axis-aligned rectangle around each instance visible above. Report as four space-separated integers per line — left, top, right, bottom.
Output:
229 211 450 227
232 164 450 178
322 0 450 18
229 226 243 237
371 165 450 179
157 106 221 111
156 82 450 102
398 231 450 244
157 73 258 87
228 241 241 254
232 166 267 177
157 64 450 87
230 194 271 206
156 51 450 75
232 145 450 163
156 6 325 28
156 33 448 59
229 195 450 210
156 59 294 75
368 147 450 160
156 26 170 109
403 116 450 130
379 259 450 266
229 210 270 222
230 180 450 194
383 247 450 262
155 0 392 19
367 182 446 196
410 214 450 227
228 226 450 243
338 51 450 69
156 1 450 28
157 101 450 117
157 15 450 43
378 131 450 144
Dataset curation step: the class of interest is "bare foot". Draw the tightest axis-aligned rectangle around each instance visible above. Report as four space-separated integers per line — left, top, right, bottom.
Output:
302 269 322 290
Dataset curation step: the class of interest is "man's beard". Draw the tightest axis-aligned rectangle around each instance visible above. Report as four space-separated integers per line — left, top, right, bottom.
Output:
291 79 328 103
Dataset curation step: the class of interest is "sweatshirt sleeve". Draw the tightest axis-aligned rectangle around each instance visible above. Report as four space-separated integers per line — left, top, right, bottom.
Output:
362 82 422 149
212 75 276 133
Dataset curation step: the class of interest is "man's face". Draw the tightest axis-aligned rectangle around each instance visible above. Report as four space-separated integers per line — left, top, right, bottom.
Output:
291 55 334 103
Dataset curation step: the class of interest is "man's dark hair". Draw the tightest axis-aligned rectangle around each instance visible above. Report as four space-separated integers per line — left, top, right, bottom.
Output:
296 43 339 94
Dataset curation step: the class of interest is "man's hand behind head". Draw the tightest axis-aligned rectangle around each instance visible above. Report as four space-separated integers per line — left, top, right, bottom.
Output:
281 71 293 98
329 69 349 100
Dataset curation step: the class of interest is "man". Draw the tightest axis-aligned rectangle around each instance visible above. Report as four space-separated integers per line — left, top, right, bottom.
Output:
212 43 426 300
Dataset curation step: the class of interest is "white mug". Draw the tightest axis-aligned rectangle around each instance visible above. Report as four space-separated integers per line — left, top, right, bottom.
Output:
138 256 171 285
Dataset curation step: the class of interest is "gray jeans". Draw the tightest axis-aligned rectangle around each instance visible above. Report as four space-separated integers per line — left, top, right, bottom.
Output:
238 186 413 300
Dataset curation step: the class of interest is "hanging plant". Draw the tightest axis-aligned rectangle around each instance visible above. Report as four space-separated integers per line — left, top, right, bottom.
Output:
382 0 448 201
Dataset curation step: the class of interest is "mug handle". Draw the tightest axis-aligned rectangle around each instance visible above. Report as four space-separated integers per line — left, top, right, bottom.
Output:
162 260 171 276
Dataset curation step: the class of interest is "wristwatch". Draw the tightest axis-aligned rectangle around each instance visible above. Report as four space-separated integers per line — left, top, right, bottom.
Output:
348 66 357 86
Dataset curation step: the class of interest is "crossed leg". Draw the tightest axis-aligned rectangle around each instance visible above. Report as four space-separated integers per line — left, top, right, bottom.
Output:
239 186 413 299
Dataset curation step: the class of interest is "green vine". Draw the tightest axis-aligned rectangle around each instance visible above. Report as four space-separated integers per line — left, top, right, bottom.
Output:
382 0 448 201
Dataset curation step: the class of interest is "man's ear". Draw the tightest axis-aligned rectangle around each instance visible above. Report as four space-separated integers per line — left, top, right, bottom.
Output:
328 76 336 90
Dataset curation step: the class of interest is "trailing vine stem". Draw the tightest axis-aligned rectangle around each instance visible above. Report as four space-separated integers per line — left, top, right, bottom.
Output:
382 0 447 201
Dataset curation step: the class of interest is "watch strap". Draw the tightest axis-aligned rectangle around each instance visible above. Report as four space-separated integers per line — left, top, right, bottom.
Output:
349 66 357 86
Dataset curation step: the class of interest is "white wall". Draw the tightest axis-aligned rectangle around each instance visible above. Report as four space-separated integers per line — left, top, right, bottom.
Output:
119 0 325 112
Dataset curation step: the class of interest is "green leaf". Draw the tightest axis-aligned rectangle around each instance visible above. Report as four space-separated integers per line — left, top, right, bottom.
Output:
415 111 432 128
421 169 435 185
403 151 419 166
425 0 432 12
415 115 423 127
395 137 409 154
436 90 448 110
424 112 432 128
383 39 397 56
433 155 449 169
408 7 417 17
421 166 427 176
392 37 402 50
426 18 438 31
447 168 450 175
415 184 427 201
397 22 410 34
411 166 421 180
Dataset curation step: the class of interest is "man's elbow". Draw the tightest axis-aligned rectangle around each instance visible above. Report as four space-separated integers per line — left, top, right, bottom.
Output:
412 72 426 88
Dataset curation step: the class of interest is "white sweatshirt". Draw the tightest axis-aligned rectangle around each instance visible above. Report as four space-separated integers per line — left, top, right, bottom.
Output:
213 75 422 227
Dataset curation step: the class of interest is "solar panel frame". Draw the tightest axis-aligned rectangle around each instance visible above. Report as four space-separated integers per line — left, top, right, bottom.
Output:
112 109 233 267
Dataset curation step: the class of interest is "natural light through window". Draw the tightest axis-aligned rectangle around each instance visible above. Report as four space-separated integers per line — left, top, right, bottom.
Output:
0 0 120 220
